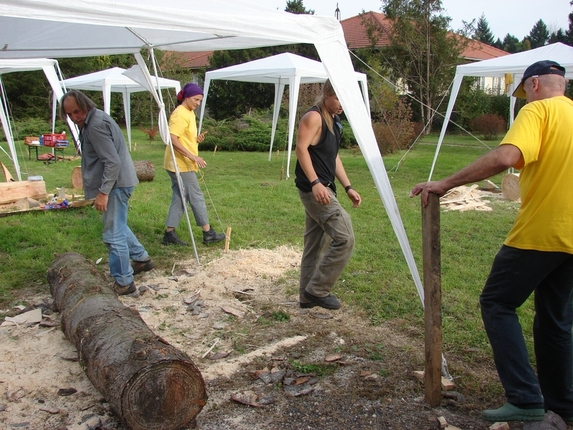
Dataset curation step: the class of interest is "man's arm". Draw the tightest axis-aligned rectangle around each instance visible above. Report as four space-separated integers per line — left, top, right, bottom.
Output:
295 111 331 203
410 144 523 207
335 155 361 208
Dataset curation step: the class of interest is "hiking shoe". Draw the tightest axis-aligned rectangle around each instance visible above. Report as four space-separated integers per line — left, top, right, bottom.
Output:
482 403 545 422
162 229 188 246
300 301 317 309
203 227 225 245
113 281 137 296
303 291 341 310
132 258 154 276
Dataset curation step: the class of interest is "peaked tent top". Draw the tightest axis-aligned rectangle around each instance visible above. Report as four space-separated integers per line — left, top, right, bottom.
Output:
205 52 365 84
60 67 181 94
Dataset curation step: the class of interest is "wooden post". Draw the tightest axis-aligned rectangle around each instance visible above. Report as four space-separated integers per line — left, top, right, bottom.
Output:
422 192 442 407
224 226 232 252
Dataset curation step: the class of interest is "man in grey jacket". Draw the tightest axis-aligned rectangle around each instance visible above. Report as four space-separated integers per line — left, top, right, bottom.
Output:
61 90 153 295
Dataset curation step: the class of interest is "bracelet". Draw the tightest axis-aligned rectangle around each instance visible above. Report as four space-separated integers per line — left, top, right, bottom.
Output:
310 179 321 187
344 185 353 192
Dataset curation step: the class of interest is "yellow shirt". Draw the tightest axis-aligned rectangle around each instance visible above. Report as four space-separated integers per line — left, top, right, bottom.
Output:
502 95 573 253
164 105 198 172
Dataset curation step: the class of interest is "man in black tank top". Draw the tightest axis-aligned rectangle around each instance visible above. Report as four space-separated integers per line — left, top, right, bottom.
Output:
294 80 362 310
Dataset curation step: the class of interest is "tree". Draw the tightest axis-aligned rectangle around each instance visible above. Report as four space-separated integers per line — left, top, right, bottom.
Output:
501 33 523 53
548 28 568 44
285 0 314 14
567 0 573 45
527 19 549 48
380 0 465 133
473 13 495 46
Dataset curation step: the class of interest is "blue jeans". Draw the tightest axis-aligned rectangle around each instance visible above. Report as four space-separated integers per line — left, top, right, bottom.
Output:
165 170 209 228
298 188 355 301
480 245 573 416
102 187 149 286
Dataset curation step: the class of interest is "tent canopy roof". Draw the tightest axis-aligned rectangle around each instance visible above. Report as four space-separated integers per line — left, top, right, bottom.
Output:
454 42 573 79
0 0 342 59
60 67 181 94
204 52 367 84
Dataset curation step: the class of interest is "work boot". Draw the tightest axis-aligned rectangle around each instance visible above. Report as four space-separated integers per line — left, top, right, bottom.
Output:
203 227 225 245
131 258 154 276
162 229 188 246
303 291 341 310
482 403 545 422
113 281 136 296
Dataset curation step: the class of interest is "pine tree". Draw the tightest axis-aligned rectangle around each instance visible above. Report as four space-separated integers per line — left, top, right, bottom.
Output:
473 13 495 45
527 19 549 48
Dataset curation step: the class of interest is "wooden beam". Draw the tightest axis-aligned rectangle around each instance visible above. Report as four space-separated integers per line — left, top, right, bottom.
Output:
422 192 442 407
0 180 47 204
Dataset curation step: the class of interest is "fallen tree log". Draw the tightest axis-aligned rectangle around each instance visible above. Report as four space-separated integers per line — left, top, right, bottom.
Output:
133 160 155 182
47 252 207 430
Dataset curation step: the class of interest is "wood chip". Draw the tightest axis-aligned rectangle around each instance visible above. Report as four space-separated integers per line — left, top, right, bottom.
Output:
221 306 245 319
439 185 494 212
39 406 60 414
230 390 260 407
325 353 342 362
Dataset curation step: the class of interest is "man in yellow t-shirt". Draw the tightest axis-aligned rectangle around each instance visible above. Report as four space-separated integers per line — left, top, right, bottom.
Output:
410 60 573 425
162 83 225 246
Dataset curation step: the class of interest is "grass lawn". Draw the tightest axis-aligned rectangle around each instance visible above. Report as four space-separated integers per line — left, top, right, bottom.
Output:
0 130 533 366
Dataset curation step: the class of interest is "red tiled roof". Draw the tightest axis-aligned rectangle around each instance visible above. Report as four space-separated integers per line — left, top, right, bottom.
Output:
163 12 507 70
341 11 508 61
162 51 212 69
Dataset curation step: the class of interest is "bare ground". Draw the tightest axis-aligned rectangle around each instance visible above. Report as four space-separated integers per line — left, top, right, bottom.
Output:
0 246 567 430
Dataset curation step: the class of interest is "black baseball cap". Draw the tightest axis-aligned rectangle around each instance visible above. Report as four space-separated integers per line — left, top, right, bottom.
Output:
512 60 566 98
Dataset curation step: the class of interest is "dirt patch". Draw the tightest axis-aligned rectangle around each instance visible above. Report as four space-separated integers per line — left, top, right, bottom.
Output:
0 246 555 429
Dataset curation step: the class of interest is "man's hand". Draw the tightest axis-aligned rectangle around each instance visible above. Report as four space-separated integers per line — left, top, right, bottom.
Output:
347 189 361 208
94 192 109 212
409 180 450 207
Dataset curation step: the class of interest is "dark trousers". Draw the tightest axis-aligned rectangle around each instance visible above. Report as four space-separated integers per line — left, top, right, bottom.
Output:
480 245 573 417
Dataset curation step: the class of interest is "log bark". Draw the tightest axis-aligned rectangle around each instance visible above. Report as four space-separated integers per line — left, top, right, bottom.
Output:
47 252 207 430
134 160 155 182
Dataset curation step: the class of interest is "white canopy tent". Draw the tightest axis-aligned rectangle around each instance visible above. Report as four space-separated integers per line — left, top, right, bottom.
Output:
0 0 425 312
430 42 573 180
0 58 78 181
60 67 181 150
198 53 370 178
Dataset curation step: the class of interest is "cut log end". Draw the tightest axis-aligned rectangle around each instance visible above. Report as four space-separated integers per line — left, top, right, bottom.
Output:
501 173 520 201
122 361 207 430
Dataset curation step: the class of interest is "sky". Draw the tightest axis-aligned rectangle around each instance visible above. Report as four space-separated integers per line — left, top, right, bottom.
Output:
258 0 571 41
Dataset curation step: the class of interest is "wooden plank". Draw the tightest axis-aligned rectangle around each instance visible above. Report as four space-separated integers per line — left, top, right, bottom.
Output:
0 180 47 204
422 192 442 407
1 162 15 182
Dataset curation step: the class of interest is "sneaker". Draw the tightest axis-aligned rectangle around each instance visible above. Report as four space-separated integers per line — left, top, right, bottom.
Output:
113 281 137 296
482 403 545 422
303 291 341 310
203 227 225 245
162 229 188 246
132 259 154 276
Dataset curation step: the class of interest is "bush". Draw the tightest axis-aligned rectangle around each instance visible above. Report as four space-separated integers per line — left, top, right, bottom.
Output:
0 117 66 142
470 114 507 140
372 98 416 156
